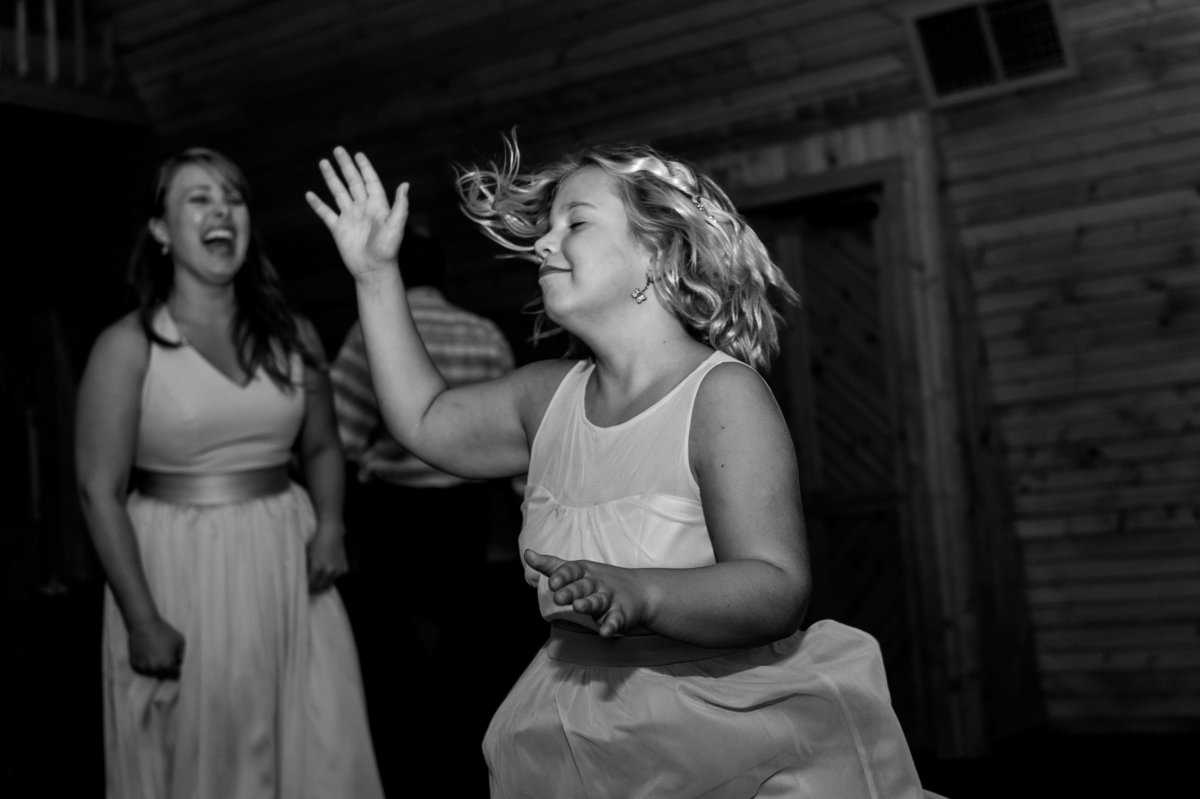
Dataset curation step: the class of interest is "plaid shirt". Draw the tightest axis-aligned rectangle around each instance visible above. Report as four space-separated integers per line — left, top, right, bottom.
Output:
331 287 515 488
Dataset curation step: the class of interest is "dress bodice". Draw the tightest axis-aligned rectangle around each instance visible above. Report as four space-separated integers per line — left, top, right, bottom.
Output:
135 306 305 474
520 350 747 626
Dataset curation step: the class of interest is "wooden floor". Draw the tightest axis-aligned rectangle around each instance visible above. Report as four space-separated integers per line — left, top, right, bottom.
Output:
3 572 1193 798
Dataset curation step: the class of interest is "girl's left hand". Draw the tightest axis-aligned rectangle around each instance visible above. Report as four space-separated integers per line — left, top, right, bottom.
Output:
307 525 348 593
525 549 653 638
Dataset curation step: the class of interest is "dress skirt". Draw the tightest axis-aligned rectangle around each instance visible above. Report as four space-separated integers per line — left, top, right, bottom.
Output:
483 619 924 799
102 484 383 799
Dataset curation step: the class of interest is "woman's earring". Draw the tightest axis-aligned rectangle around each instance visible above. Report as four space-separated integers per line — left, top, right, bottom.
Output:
631 274 653 304
160 242 170 256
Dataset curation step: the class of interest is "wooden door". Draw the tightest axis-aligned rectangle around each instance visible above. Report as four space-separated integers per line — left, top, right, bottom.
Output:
749 184 931 746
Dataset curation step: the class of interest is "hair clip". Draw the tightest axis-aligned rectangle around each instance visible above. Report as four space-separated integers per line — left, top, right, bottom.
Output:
692 194 718 225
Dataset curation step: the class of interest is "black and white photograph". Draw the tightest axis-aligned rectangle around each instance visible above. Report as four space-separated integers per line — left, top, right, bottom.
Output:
2 1 1197 797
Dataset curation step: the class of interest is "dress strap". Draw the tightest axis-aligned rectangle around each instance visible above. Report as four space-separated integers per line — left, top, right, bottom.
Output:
132 465 290 506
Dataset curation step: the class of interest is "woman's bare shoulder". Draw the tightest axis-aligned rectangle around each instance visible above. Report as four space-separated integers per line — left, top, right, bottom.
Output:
86 311 151 372
97 311 149 350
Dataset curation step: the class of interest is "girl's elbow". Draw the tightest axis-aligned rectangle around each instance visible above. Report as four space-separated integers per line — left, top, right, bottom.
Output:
787 591 811 633
776 570 811 635
743 561 810 640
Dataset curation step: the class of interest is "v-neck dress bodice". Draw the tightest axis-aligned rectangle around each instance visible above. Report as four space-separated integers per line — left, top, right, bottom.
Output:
135 307 304 473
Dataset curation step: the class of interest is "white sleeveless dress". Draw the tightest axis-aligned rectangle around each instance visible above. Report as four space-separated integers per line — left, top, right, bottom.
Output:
101 308 383 799
483 351 925 798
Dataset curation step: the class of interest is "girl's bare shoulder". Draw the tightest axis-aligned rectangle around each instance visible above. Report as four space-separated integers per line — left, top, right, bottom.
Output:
511 356 585 424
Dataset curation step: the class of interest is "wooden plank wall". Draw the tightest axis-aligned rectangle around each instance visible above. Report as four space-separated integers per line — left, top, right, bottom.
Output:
942 0 1200 732
100 0 921 344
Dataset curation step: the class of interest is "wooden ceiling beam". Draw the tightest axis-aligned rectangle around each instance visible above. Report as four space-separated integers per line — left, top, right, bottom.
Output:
0 75 145 123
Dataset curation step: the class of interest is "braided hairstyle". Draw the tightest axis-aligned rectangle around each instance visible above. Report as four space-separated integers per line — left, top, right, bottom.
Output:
455 133 799 372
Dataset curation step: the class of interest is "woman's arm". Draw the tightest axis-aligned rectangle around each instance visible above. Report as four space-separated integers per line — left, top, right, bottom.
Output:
527 362 810 648
75 315 186 677
295 318 349 593
306 148 531 478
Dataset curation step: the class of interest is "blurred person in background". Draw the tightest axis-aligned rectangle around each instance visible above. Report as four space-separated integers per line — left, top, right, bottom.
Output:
76 147 383 799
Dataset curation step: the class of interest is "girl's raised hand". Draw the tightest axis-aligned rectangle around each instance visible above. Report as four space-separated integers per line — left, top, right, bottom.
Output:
525 549 654 638
305 147 409 281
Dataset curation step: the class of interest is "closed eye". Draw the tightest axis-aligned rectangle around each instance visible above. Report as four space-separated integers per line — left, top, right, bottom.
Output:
187 191 244 206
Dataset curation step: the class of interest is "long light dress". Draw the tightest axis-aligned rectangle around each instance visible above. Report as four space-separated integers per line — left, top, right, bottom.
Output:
101 308 384 799
483 351 926 799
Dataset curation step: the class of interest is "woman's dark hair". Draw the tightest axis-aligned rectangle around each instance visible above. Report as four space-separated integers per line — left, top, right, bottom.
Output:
127 147 315 390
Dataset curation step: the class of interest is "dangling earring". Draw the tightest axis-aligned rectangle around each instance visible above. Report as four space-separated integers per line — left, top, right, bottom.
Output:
631 274 653 304
160 242 170 256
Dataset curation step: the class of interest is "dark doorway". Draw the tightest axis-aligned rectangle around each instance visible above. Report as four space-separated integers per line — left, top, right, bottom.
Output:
2 104 153 799
749 183 931 747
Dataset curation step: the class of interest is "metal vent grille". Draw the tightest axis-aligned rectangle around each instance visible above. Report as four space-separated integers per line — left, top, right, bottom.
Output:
909 0 1072 106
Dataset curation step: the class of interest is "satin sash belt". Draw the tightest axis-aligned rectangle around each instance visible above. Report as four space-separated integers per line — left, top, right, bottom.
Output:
133 466 291 506
547 624 742 667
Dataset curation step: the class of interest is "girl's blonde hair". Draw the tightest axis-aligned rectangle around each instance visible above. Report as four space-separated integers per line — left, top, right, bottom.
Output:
455 133 799 372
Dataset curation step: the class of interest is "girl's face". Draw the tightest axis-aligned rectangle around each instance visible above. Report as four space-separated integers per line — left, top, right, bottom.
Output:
150 162 250 286
533 166 654 326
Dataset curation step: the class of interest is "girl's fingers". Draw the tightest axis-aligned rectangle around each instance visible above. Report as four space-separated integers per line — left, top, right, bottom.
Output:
598 608 624 638
387 182 410 229
553 576 587 604
318 159 353 210
549 563 586 592
525 549 564 576
304 192 339 228
527 552 615 617
356 152 385 197
333 147 367 201
573 591 610 616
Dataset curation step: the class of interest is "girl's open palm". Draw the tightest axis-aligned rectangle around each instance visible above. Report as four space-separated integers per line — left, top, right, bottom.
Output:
305 147 409 280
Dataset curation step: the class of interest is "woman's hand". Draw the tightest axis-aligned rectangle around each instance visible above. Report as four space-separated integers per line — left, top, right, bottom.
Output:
307 523 349 593
525 549 655 638
128 617 185 680
305 147 410 282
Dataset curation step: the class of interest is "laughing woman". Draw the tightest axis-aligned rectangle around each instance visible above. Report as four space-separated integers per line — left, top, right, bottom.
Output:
76 148 383 799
